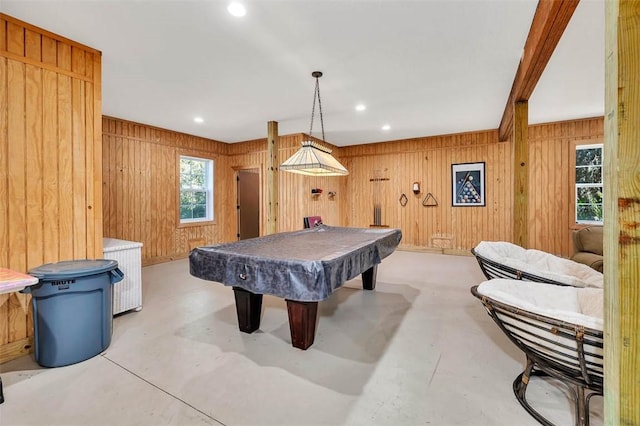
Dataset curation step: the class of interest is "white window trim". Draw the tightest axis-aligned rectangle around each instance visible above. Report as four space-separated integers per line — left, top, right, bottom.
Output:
575 143 603 225
180 155 214 224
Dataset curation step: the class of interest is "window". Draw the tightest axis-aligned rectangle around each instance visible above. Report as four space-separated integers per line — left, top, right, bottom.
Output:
180 155 214 224
575 144 603 225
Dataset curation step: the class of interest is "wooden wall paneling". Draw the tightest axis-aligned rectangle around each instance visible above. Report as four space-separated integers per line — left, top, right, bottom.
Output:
57 71 73 260
25 63 44 269
559 135 570 255
42 69 59 263
529 139 541 250
342 130 513 253
0 57 8 268
127 131 136 248
56 40 71 71
0 56 9 346
84 78 96 257
7 21 24 55
164 144 176 256
117 135 126 241
150 145 161 258
543 127 554 252
1 14 102 362
24 29 40 61
524 118 605 256
554 136 568 255
71 46 85 78
101 116 603 264
548 136 559 253
41 36 56 66
102 116 230 264
71 78 86 259
156 141 164 258
101 133 110 237
0 17 6 51
489 140 498 243
7 59 27 272
500 140 512 243
141 139 151 258
88 64 101 256
131 130 141 247
6 58 28 345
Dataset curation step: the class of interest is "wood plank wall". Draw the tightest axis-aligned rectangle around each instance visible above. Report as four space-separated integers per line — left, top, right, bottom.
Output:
527 117 603 256
103 120 349 266
0 14 102 362
102 117 234 265
227 134 347 233
341 130 511 253
341 116 603 256
102 115 603 270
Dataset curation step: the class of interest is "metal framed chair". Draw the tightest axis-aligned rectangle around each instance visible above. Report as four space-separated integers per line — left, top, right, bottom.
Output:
471 241 603 289
471 279 603 426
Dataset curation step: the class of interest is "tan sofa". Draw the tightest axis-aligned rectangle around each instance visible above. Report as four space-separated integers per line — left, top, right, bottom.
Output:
571 226 603 272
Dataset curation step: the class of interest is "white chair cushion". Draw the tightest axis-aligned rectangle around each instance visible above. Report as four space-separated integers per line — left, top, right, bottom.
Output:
477 279 603 330
474 241 603 289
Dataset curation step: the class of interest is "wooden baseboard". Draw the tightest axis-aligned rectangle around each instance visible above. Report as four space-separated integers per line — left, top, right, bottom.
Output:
398 245 473 256
0 336 33 364
142 252 190 267
399 245 444 254
443 248 473 257
188 238 206 250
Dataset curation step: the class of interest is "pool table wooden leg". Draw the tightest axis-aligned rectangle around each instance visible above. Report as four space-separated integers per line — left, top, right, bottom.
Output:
233 287 263 333
361 264 378 290
286 300 318 350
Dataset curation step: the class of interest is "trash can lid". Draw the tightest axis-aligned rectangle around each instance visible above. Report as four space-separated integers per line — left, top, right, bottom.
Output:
29 259 119 280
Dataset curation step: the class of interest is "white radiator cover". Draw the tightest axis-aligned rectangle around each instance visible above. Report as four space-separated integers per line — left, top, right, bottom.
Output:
103 238 143 315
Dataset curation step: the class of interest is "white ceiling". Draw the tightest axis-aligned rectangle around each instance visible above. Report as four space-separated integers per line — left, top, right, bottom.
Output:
2 0 604 146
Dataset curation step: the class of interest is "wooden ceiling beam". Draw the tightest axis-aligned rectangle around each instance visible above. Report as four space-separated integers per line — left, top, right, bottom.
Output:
498 0 580 141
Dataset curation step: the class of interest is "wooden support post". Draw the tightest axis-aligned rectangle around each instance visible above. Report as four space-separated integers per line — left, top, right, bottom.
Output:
266 121 279 235
604 2 640 424
512 101 529 248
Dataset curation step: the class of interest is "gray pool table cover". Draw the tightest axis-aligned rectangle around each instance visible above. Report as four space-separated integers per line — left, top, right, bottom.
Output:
189 225 402 301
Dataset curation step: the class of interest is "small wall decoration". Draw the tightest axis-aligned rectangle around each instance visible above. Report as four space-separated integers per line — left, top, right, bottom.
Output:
452 162 485 206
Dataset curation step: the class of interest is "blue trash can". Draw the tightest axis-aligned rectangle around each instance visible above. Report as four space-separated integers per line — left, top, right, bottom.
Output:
23 260 124 367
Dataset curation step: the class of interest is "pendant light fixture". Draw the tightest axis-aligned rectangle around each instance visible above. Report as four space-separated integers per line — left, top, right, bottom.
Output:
280 71 349 176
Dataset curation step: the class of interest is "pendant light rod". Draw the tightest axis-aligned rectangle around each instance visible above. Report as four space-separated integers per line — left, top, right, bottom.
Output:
309 71 325 142
279 70 349 176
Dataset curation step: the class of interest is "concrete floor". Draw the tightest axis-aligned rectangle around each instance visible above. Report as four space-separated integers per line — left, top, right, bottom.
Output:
0 250 603 425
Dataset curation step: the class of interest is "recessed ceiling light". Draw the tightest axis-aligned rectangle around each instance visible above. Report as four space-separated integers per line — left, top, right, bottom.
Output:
382 124 391 131
355 103 366 112
194 117 204 124
227 2 246 17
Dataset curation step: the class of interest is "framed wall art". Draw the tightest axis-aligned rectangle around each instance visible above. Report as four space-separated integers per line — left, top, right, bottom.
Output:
452 162 485 207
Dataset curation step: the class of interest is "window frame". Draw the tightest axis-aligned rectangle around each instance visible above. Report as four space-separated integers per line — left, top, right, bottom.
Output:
178 154 215 226
573 142 603 226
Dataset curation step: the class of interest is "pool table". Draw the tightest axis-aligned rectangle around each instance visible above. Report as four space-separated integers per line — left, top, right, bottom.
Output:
189 225 402 349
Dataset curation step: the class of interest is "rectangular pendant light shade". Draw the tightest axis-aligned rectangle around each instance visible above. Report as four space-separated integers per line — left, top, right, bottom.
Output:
280 141 349 176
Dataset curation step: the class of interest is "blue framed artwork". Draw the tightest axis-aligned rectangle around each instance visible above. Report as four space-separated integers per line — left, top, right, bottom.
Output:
452 162 485 206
